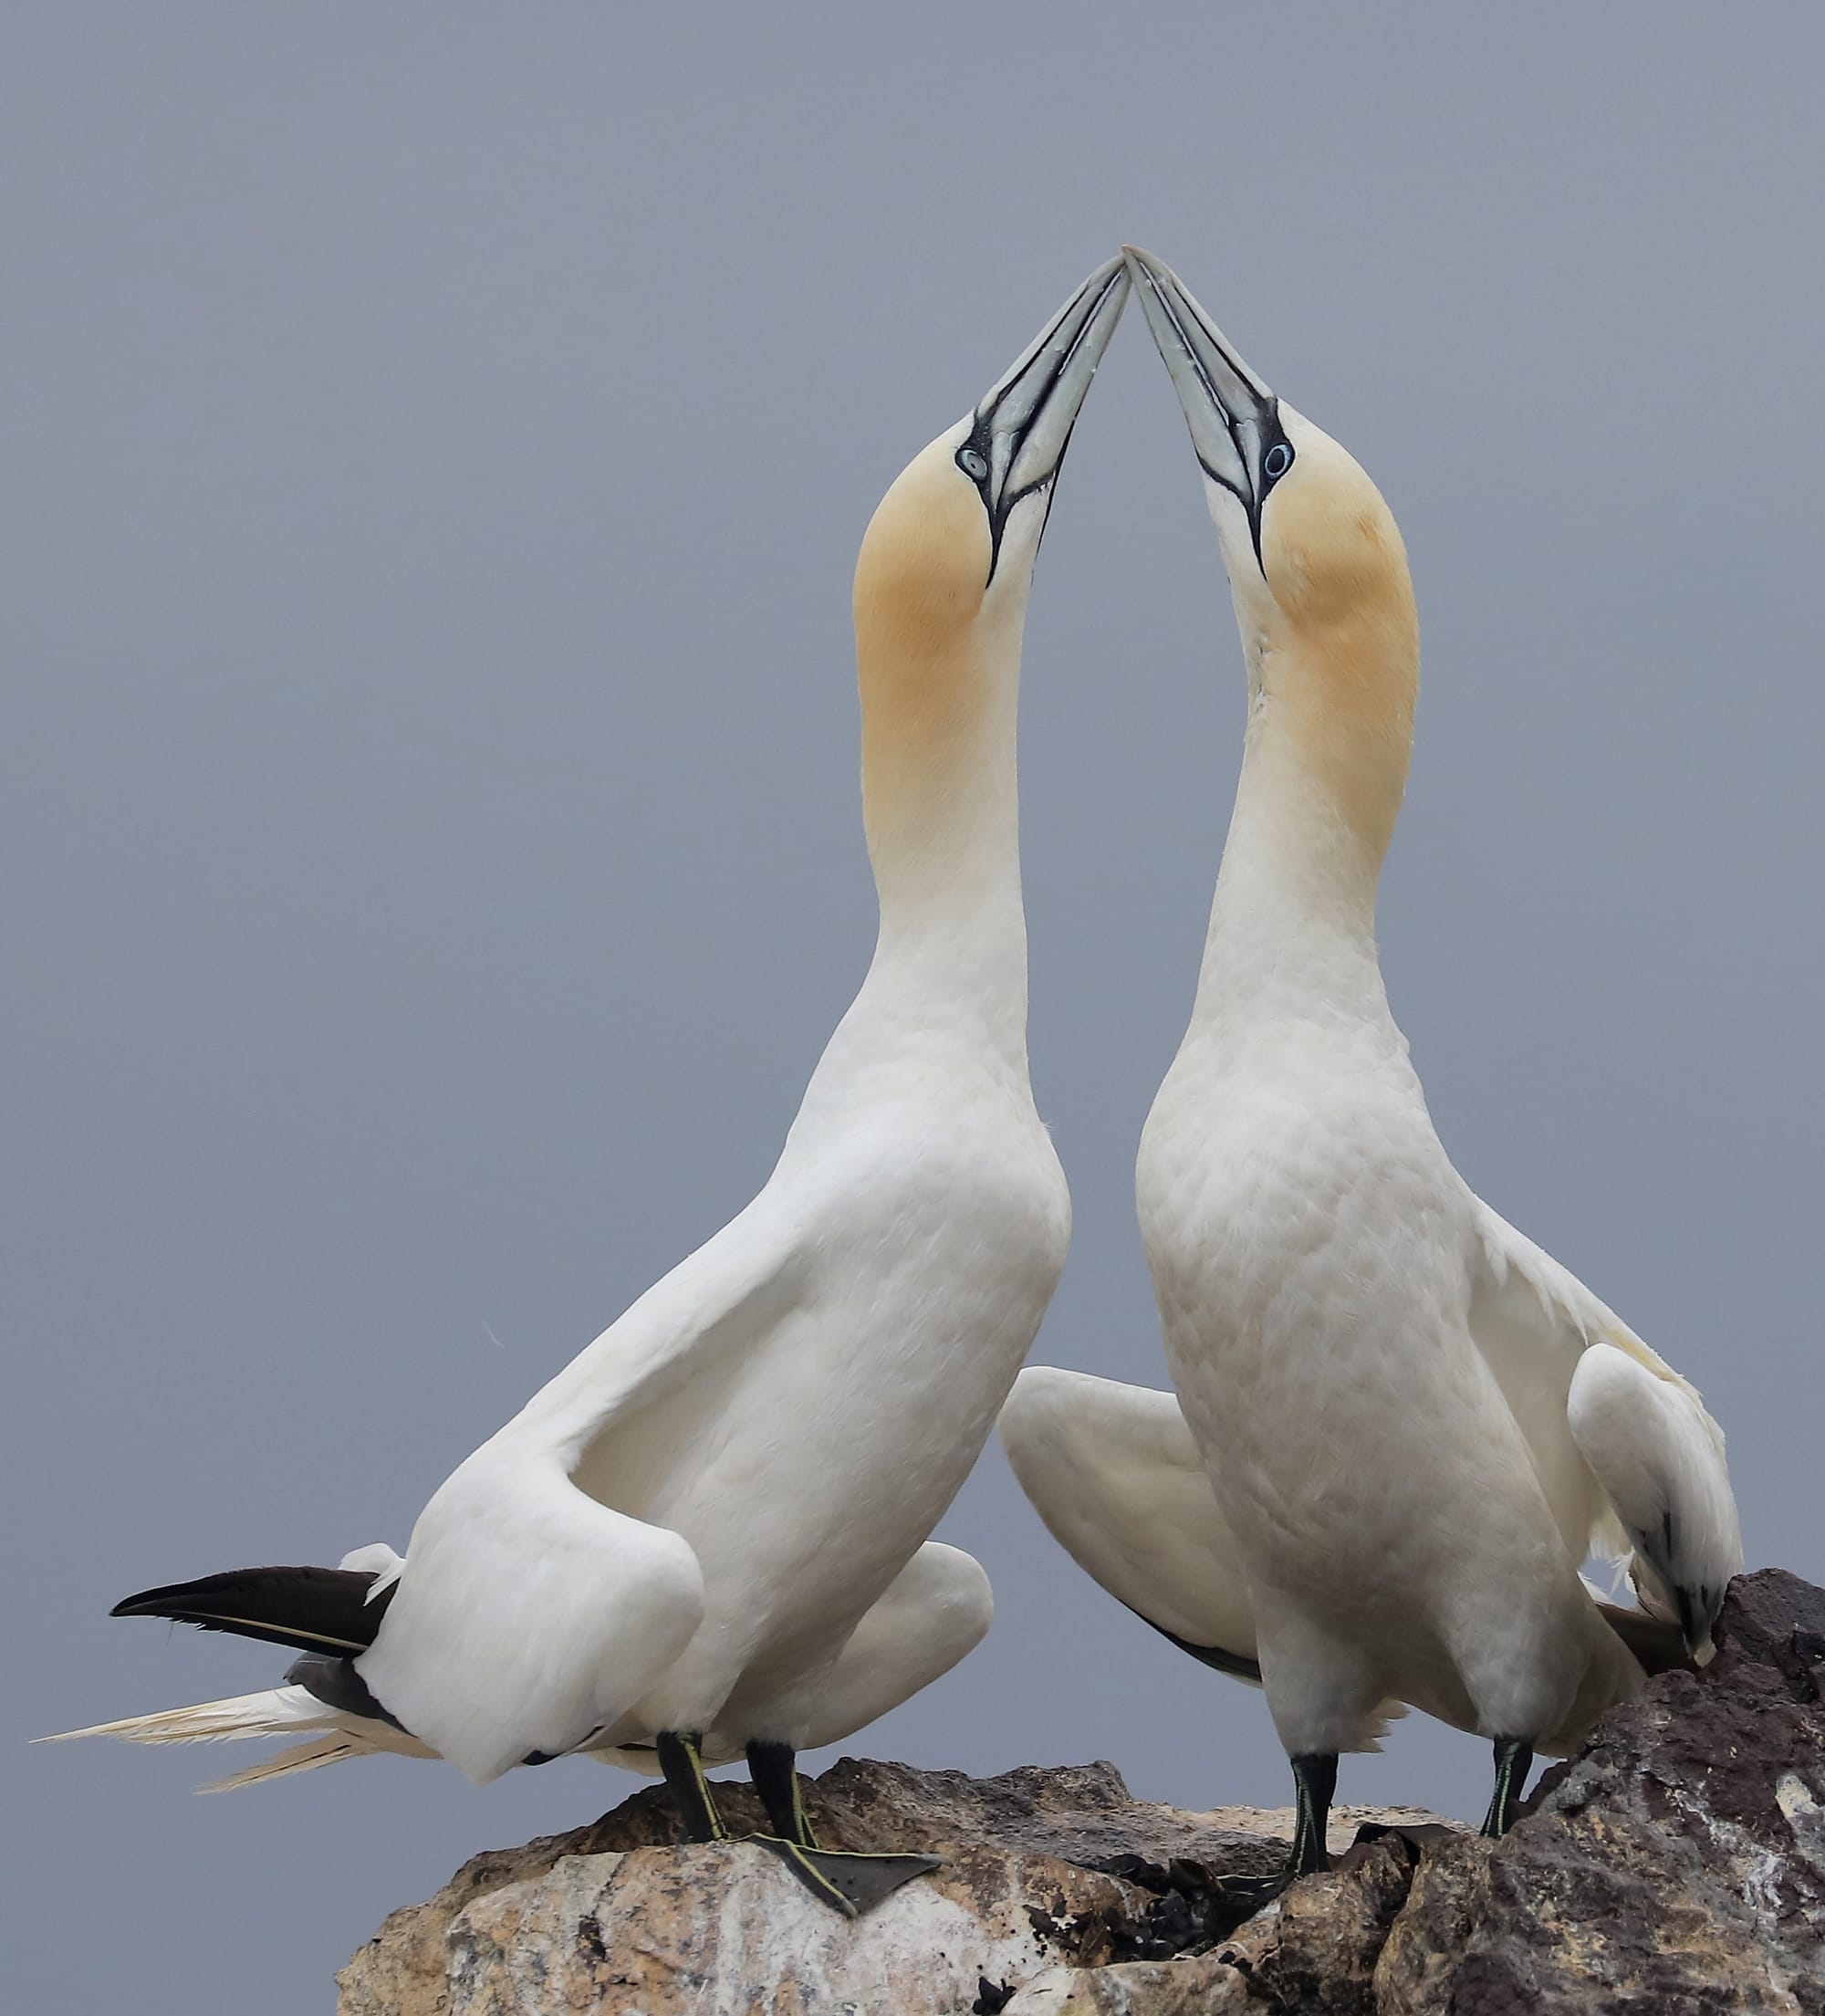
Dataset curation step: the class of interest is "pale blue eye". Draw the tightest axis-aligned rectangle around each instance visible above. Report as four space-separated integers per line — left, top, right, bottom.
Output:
958 447 989 482
1264 442 1293 480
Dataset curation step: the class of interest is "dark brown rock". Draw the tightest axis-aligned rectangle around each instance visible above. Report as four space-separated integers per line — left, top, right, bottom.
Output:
552 1753 1317 1878
335 1758 1446 2015
1000 1840 1430 2014
339 1570 1825 2014
1379 1570 1825 2013
1250 1835 1423 2014
1707 1566 1825 1705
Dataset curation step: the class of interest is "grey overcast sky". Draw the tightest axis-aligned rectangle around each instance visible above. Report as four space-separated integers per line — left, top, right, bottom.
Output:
5 5 1821 2009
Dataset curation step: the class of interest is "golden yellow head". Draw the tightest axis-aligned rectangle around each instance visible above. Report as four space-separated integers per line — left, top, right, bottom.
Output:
1251 416 1419 857
852 433 1003 791
853 433 996 663
850 259 1130 834
1125 245 1419 859
1255 419 1414 646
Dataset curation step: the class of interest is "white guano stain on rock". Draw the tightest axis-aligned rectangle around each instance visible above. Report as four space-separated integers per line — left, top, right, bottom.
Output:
439 1840 1142 2016
1777 1770 1825 1869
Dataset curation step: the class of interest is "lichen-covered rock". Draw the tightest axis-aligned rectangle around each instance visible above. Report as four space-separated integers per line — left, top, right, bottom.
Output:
339 1571 1825 2016
336 1757 1444 2016
441 1842 1143 2016
999 1952 1254 2012
1002 1834 1432 2016
1248 1835 1423 2014
1376 1569 1825 2014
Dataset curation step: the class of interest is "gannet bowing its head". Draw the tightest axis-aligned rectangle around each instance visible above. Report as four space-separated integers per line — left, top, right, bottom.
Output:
48 258 1129 1917
1001 246 1741 1892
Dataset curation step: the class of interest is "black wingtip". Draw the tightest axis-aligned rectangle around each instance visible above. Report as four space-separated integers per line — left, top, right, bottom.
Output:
110 1565 395 1656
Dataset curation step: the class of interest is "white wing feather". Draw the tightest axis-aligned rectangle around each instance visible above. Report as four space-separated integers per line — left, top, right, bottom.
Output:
666 1540 996 1771
798 1541 993 1750
357 1443 704 1781
1000 1369 1409 1750
1470 1199 1741 1650
1568 1342 1742 1654
999 1366 1257 1662
358 1212 808 1781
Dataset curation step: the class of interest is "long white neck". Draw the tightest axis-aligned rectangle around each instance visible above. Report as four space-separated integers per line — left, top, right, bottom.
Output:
846 589 1031 1073
1193 608 1416 1033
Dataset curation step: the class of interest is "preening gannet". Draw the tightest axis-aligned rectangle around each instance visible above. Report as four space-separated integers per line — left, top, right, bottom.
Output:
1000 246 1741 1884
52 256 1130 1915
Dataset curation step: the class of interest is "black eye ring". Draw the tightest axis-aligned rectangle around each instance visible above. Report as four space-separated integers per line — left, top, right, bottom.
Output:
957 446 989 483
1264 442 1293 481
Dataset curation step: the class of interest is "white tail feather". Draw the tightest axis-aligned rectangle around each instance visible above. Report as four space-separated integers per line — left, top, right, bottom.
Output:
203 1736 382 1791
40 1686 339 1748
38 1683 435 1790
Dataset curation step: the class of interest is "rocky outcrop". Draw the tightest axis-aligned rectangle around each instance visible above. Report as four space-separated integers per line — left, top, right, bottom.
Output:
1376 1566 1825 2013
339 1570 1825 2015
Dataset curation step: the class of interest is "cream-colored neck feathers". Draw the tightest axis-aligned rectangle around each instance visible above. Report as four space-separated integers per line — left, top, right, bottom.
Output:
1201 440 1419 1011
848 439 1031 1056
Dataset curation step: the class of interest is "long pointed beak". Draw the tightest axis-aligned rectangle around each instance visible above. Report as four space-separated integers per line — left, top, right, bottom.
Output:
965 256 1131 533
1122 245 1283 552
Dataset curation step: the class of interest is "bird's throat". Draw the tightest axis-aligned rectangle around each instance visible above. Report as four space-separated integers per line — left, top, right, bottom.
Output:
1197 618 1416 1016
854 621 1028 1050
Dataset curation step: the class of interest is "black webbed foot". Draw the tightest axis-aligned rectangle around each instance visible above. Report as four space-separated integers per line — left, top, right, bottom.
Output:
751 1835 942 1917
1203 1753 1339 1924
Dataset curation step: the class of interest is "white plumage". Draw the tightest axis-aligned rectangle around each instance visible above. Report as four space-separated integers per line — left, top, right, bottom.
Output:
1002 247 1740 1850
48 1541 993 1790
55 261 1132 1833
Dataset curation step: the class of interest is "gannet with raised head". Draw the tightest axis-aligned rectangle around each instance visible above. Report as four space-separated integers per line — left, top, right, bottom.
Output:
51 257 1130 1915
1000 246 1740 1887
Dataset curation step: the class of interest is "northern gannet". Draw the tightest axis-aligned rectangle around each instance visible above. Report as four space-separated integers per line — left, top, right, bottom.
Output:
52 256 1130 1914
1000 246 1741 1885
49 1540 994 1791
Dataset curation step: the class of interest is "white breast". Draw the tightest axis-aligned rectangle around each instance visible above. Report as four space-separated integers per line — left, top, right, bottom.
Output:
618 1059 1069 1735
1137 1018 1602 1746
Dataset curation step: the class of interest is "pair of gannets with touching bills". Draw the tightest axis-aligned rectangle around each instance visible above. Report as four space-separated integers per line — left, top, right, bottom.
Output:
1002 247 1743 1886
49 258 1129 1917
53 247 1745 1914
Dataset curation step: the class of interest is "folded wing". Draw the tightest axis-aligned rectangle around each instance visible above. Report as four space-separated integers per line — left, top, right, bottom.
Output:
358 1210 810 1781
1569 1342 1742 1655
998 1365 1259 1674
1470 1200 1742 1656
800 1541 995 1750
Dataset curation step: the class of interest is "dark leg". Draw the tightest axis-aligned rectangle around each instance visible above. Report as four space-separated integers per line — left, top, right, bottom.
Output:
655 1730 728 1844
1480 1736 1534 1839
1215 1750 1340 1915
741 1735 938 1917
746 1738 818 1848
1288 1751 1339 1876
